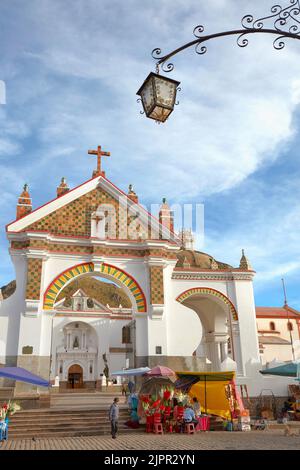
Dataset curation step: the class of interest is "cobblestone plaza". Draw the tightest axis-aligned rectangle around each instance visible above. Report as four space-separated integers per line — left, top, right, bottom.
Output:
1 430 299 451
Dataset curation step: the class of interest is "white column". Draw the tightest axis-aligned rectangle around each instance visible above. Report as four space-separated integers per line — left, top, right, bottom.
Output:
232 323 244 376
204 333 221 370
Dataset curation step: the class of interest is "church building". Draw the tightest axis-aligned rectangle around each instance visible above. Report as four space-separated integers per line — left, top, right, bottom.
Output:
0 145 297 397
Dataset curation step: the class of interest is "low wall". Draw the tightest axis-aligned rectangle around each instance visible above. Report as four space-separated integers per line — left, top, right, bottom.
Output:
0 389 51 410
246 396 287 418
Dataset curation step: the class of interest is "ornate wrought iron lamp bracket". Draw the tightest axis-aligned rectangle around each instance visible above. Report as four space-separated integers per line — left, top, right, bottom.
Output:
152 1 300 73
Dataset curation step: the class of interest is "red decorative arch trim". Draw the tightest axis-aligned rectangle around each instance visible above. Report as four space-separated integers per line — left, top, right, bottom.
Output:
43 261 147 312
176 287 238 320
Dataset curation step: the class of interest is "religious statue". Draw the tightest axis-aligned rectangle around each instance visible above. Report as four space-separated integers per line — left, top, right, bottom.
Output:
102 352 109 384
73 336 79 348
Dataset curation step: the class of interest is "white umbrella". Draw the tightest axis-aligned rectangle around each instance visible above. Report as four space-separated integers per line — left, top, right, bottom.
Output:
111 367 150 376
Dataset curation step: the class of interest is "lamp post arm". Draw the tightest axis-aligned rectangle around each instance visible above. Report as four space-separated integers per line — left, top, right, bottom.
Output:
152 1 300 72
152 28 300 72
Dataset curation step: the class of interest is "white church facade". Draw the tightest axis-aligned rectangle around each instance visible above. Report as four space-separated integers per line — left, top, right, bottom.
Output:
0 146 298 398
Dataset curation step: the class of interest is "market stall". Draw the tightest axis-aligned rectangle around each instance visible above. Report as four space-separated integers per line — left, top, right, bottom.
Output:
175 371 245 424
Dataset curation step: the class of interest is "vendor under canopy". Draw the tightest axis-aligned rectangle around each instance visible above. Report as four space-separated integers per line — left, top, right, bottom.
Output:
175 371 244 420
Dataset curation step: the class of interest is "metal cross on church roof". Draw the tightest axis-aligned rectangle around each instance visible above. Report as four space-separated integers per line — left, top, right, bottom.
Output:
88 145 110 177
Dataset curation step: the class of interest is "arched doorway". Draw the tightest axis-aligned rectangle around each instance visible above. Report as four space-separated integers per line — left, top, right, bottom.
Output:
176 288 239 371
68 364 83 389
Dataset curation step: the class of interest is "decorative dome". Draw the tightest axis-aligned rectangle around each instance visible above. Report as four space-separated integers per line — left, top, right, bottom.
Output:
176 249 233 270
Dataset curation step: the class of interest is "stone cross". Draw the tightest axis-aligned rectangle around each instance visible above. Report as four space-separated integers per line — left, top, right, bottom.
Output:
88 145 110 177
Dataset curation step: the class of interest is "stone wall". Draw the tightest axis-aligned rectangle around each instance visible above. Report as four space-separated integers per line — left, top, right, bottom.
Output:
246 396 287 418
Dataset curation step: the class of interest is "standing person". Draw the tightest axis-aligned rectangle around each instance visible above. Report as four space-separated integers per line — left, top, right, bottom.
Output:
121 382 127 396
128 380 135 394
109 397 119 439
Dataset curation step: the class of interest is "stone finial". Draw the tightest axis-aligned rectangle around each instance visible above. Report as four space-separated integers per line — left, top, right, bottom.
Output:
57 177 70 197
16 183 32 220
127 184 138 203
159 197 174 233
239 249 252 270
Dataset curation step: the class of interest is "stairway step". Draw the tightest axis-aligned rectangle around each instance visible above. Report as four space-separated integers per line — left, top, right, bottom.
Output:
8 429 144 439
11 410 128 416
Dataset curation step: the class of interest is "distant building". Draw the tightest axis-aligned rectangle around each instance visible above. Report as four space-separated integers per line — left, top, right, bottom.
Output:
256 305 300 364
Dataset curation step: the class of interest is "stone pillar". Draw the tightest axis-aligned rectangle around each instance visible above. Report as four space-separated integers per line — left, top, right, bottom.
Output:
204 333 229 371
204 333 221 370
232 323 244 376
220 341 228 363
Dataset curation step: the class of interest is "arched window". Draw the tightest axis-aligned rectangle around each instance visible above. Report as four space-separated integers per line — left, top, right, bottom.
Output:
270 322 276 331
287 321 293 331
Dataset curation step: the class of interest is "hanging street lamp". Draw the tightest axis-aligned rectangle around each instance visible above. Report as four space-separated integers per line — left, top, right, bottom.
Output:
136 72 180 123
137 0 300 123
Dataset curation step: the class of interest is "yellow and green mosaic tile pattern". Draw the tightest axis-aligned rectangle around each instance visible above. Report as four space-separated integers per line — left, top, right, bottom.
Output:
43 262 146 312
26 258 43 300
24 187 158 240
149 266 164 305
43 262 94 309
99 263 146 312
176 287 238 320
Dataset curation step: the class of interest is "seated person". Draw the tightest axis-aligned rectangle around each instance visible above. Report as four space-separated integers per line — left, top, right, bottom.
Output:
282 400 293 414
183 405 198 425
192 397 201 417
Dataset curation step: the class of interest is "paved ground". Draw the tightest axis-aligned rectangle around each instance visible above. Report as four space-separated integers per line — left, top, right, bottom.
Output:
0 429 300 450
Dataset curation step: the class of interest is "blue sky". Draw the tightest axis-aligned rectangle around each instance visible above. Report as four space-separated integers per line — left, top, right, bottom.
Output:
1 0 300 308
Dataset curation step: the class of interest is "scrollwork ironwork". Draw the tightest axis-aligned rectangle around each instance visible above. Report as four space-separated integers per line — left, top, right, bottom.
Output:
150 0 300 72
236 33 249 48
195 43 207 55
242 0 300 33
136 98 144 114
175 86 181 105
193 25 205 38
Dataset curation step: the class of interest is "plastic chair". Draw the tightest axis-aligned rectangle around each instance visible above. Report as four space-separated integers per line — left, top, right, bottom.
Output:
153 422 163 434
185 422 195 434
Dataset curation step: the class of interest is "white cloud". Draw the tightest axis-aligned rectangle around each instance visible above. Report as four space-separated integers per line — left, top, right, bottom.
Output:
1 0 300 298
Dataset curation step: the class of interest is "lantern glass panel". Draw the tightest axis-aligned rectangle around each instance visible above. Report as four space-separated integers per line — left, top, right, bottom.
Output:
149 106 172 123
154 76 177 109
140 78 155 114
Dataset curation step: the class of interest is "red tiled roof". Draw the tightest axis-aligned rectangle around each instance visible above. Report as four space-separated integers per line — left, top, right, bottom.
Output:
256 305 300 319
258 335 291 345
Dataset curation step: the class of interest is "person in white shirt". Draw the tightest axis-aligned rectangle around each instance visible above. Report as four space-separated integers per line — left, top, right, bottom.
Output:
192 397 201 417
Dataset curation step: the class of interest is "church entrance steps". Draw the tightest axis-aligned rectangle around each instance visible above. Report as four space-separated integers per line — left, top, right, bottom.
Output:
0 388 14 400
7 409 143 438
50 391 126 409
